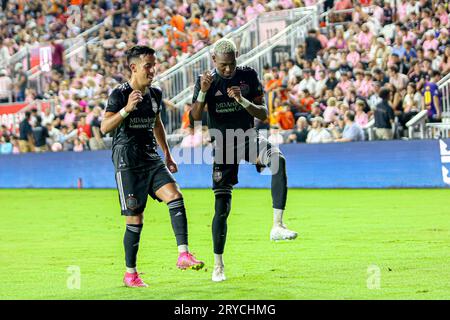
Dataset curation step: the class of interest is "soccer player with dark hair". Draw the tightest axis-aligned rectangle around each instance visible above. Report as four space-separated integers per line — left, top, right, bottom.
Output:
191 39 298 282
101 46 204 288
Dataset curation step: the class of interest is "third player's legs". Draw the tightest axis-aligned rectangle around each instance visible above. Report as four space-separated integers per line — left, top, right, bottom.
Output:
255 136 297 241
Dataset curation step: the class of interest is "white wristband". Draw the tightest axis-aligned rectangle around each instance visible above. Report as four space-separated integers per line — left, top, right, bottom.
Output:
119 108 129 118
239 97 252 109
197 90 206 103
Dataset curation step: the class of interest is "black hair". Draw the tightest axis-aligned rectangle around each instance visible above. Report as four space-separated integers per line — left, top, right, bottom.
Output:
389 65 399 73
431 70 441 78
379 88 391 100
346 110 355 122
125 46 155 67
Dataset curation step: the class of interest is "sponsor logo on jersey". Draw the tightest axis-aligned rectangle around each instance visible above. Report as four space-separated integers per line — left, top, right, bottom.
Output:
128 117 154 129
215 101 242 113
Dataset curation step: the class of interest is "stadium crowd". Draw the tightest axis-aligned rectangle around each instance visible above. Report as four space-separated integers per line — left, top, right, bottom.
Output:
0 0 448 154
251 0 447 144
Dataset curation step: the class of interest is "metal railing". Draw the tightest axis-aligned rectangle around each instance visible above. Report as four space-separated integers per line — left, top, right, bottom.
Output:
426 73 450 138
406 110 429 139
364 118 375 141
438 75 450 122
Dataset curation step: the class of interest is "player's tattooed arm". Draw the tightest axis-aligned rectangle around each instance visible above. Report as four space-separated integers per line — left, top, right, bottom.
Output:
154 113 178 173
227 87 268 121
191 71 212 121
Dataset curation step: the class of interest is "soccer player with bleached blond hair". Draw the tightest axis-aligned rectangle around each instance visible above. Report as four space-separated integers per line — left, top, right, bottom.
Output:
191 38 298 282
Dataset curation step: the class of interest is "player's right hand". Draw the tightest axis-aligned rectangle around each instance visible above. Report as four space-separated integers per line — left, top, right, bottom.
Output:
125 90 143 113
200 71 213 93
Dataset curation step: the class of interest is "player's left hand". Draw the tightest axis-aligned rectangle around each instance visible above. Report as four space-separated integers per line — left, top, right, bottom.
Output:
166 155 178 173
227 86 242 102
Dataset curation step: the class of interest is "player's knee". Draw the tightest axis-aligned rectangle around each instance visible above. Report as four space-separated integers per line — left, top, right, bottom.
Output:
165 191 183 204
215 194 231 218
126 213 144 224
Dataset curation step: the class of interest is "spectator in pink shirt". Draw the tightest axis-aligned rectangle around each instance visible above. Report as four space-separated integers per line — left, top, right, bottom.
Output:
346 43 361 67
372 2 384 24
438 4 449 26
337 73 352 93
176 0 189 16
279 0 295 9
359 72 374 98
334 0 353 11
323 97 339 123
334 29 347 50
420 9 433 33
355 100 369 127
357 24 373 51
73 138 84 152
397 0 409 22
152 31 166 50
440 46 450 74
389 65 409 91
317 30 328 49
245 0 266 22
352 4 369 24
213 3 225 22
303 0 316 6
63 105 76 126
422 31 439 54
353 69 364 93
334 86 345 101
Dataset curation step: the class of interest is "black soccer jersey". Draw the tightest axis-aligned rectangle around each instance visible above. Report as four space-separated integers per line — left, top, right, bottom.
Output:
106 82 163 167
192 66 264 134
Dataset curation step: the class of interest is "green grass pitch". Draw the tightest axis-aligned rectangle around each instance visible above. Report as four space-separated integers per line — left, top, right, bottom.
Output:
0 189 449 300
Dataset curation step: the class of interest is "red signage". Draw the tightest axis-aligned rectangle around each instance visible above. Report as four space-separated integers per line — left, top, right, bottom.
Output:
0 101 51 133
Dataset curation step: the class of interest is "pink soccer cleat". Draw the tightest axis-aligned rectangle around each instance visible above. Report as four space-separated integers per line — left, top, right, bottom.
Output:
123 272 148 288
176 252 205 270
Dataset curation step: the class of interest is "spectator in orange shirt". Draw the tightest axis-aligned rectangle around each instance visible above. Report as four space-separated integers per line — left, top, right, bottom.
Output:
171 13 186 33
190 16 210 41
299 89 315 113
181 104 193 130
275 105 295 130
77 115 92 139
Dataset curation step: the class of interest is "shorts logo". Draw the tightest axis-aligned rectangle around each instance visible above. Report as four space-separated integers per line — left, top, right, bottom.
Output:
213 170 222 182
239 82 250 96
126 195 138 210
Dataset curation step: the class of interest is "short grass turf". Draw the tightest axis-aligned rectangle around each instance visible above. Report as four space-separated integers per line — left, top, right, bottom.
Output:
0 189 449 300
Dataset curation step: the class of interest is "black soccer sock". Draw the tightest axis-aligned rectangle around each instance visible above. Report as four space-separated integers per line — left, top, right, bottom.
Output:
123 224 143 269
167 198 188 246
270 153 288 210
212 190 232 254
